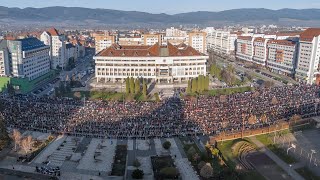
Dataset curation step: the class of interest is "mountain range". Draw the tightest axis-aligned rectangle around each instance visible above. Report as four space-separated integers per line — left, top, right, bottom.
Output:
0 6 320 27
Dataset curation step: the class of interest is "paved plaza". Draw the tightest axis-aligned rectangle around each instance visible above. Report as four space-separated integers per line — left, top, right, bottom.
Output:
77 138 117 173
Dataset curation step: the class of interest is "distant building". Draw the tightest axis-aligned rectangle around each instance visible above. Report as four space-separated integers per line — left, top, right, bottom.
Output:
0 40 10 76
296 28 320 84
253 38 269 66
40 28 67 69
166 27 187 37
236 36 255 62
188 31 207 54
92 32 115 53
94 43 208 83
206 30 237 55
266 40 298 77
143 34 163 45
7 38 50 80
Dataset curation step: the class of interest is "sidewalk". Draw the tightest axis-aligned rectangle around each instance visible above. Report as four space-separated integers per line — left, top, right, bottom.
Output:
250 136 304 180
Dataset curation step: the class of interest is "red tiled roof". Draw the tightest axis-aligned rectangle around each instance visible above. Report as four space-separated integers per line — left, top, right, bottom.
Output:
97 43 203 57
254 37 266 42
267 40 296 46
300 28 320 42
47 27 59 36
237 36 252 41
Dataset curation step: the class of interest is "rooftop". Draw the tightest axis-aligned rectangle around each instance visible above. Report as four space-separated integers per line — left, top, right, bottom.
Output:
16 37 47 51
300 28 320 42
47 27 60 36
97 43 204 57
267 40 296 46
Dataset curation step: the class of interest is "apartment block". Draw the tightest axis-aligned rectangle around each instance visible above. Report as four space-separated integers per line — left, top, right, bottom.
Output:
92 32 116 54
266 40 298 77
40 28 67 69
188 31 207 54
296 28 320 84
253 38 269 66
207 30 237 54
236 36 254 61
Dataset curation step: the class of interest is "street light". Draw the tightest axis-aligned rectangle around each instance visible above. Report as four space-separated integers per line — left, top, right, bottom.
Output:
310 150 316 164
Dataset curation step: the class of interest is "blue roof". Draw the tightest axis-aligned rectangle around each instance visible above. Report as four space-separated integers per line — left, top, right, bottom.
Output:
16 37 46 51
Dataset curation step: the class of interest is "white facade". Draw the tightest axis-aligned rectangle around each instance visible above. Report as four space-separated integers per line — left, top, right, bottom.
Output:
94 44 208 83
166 27 187 37
296 35 320 84
253 38 268 66
207 30 237 54
236 37 255 62
40 29 67 69
95 39 113 53
266 40 298 76
189 32 207 54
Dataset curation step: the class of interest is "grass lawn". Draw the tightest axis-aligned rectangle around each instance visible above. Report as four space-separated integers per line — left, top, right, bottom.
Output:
207 86 254 96
65 90 154 101
296 167 320 180
255 134 297 164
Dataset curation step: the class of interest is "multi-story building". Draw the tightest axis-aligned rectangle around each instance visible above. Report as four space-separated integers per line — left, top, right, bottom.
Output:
207 30 237 54
0 40 10 76
296 28 320 84
92 32 115 53
40 28 67 69
253 38 269 66
94 43 208 83
236 36 255 62
188 31 207 54
166 27 187 37
7 38 50 80
266 40 298 77
143 34 163 45
118 36 142 46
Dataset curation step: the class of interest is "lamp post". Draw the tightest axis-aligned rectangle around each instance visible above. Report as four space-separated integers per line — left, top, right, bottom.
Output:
310 150 316 164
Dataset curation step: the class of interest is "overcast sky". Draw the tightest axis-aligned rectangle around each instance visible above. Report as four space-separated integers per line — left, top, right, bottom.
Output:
2 0 320 14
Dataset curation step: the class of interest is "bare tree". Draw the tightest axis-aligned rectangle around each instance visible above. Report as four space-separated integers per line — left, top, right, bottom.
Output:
248 115 257 125
200 163 213 178
261 114 268 124
12 129 21 151
26 135 33 150
271 96 278 105
21 138 29 154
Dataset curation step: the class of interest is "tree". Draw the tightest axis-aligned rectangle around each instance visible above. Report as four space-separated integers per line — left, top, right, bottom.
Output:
0 115 9 149
271 96 278 105
261 114 268 124
162 141 171 150
131 169 144 179
210 64 221 79
74 92 81 99
133 158 141 168
130 77 135 94
160 167 179 179
26 135 33 150
142 79 147 97
21 138 29 154
197 76 202 93
126 77 130 94
187 80 192 94
200 163 213 178
248 115 257 125
226 64 235 74
198 161 206 170
12 129 21 151
187 146 197 158
135 78 140 94
7 82 15 96
191 79 197 93
154 93 160 102
290 114 301 124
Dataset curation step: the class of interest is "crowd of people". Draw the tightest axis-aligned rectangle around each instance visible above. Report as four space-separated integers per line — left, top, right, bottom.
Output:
1 84 319 138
